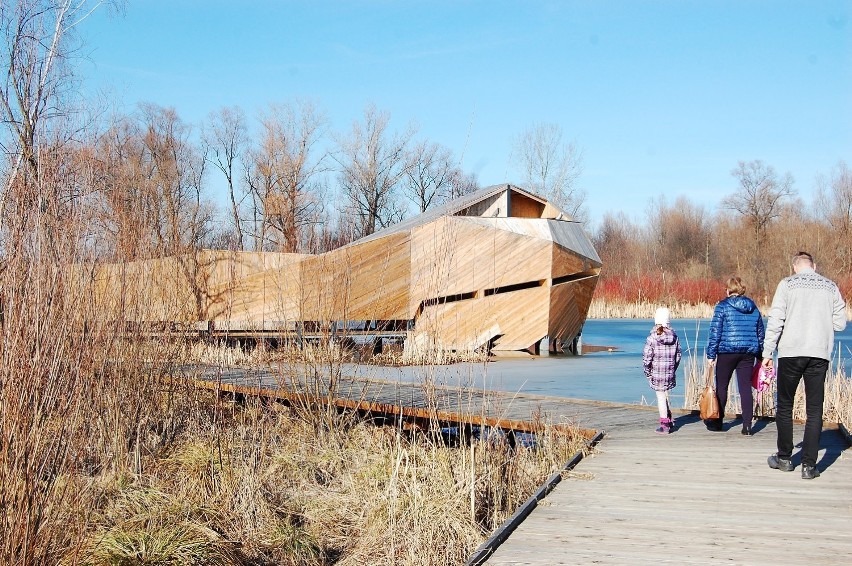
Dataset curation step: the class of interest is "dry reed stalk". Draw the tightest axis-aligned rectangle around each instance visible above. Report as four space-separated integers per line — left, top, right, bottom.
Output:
827 371 852 427
0 203 219 564
0 259 88 564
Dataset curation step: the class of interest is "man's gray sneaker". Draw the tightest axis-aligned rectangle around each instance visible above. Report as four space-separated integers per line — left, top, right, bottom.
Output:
801 465 820 479
768 453 794 471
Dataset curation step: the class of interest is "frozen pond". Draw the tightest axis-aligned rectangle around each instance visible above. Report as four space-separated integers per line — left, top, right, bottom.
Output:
345 318 852 407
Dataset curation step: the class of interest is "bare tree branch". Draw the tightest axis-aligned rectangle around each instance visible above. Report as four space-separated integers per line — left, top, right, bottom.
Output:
203 105 248 249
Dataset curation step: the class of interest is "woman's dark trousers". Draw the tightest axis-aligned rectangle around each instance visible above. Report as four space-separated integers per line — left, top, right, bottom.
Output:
715 353 756 427
776 356 827 468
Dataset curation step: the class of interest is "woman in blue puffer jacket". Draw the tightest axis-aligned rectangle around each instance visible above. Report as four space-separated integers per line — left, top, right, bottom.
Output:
706 276 765 435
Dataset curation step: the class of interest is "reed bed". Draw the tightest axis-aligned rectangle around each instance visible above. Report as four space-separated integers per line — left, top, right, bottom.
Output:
589 298 852 321
56 387 585 566
587 299 715 320
186 337 489 368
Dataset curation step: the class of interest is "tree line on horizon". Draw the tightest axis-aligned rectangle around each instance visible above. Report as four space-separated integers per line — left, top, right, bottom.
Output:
4 91 589 259
592 158 852 306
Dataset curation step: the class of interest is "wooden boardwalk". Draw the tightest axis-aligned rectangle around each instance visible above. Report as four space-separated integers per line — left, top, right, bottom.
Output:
485 416 852 565
188 364 663 433
189 364 852 565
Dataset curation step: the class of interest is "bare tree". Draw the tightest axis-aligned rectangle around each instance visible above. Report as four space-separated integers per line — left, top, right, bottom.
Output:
335 104 415 238
89 115 145 258
646 196 713 277
139 103 211 256
90 104 212 263
593 211 643 277
203 105 248 249
404 140 454 213
0 0 115 254
815 160 852 275
512 122 586 222
444 168 479 201
720 160 796 292
403 140 479 212
724 160 795 242
244 100 327 252
768 197 813 275
1 0 78 184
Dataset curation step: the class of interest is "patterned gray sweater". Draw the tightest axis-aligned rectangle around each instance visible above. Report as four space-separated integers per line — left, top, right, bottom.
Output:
762 268 847 361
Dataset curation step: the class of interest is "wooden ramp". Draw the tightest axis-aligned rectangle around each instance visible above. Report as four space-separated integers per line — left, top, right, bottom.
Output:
485 415 852 565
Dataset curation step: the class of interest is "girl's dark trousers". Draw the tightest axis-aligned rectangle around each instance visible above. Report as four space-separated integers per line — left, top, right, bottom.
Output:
715 353 756 427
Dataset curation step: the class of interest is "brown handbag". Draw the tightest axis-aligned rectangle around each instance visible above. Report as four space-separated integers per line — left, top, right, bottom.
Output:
699 364 720 420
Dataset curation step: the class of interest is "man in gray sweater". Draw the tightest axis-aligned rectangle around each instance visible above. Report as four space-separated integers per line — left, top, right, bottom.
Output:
762 251 847 479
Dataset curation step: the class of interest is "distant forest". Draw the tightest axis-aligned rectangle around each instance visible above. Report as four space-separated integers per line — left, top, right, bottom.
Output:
592 159 852 306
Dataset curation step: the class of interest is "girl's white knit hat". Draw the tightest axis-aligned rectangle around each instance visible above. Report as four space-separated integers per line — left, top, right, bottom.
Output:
654 307 670 326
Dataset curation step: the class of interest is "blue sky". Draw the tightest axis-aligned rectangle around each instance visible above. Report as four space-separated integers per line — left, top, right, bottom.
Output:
80 1 851 229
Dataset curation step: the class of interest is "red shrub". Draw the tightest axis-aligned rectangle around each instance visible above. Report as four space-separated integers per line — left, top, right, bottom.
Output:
595 274 725 306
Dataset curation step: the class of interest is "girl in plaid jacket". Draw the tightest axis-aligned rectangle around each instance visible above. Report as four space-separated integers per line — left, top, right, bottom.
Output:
642 307 682 434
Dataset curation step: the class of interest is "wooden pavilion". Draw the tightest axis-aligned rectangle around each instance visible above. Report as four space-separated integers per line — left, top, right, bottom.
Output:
87 184 601 356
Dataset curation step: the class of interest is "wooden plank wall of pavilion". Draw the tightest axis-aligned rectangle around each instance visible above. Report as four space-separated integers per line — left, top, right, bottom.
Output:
81 184 602 355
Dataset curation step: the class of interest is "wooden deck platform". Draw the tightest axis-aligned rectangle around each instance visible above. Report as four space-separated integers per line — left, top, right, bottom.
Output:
484 416 852 565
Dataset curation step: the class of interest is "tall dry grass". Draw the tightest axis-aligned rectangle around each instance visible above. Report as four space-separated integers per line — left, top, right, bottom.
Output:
823 348 852 426
59 388 585 565
0 195 200 563
0 281 212 563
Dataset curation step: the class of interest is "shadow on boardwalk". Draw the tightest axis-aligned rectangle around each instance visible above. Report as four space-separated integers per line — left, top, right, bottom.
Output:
485 412 852 565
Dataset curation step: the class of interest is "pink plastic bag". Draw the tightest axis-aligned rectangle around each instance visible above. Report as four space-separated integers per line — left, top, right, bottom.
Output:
751 362 775 402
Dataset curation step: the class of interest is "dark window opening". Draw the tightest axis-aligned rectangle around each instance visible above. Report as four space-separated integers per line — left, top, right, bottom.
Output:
483 280 545 296
421 291 477 309
552 271 598 286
